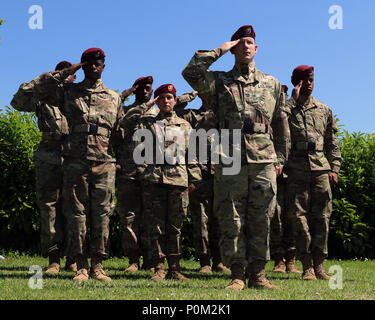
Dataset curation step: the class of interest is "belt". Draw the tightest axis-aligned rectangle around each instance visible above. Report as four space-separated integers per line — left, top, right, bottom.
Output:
243 119 270 134
294 141 324 152
72 124 111 137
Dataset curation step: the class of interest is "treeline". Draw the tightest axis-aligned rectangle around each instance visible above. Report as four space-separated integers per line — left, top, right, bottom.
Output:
0 107 374 259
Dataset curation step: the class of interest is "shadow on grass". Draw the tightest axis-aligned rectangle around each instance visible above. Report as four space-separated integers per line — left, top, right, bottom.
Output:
0 266 30 271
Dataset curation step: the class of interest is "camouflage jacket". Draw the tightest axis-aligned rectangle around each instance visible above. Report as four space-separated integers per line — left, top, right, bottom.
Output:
11 82 69 163
285 96 342 173
25 69 123 162
120 105 202 187
182 48 290 167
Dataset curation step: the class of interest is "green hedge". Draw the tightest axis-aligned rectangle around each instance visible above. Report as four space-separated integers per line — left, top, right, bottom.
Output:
1 107 375 259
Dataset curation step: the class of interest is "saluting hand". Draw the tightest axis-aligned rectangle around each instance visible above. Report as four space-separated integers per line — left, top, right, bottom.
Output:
292 80 303 101
121 84 139 100
66 62 85 75
218 39 240 55
145 96 159 108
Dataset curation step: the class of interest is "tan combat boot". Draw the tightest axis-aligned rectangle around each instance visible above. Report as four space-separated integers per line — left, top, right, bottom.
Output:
272 253 286 273
313 249 331 280
45 250 60 275
225 263 245 290
285 250 301 274
199 254 212 274
301 254 317 280
90 255 112 282
151 259 166 282
64 256 77 273
166 254 189 281
125 250 140 273
73 255 89 282
141 256 155 273
248 260 280 290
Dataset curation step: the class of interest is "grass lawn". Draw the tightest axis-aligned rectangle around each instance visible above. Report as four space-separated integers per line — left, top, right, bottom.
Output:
0 253 374 300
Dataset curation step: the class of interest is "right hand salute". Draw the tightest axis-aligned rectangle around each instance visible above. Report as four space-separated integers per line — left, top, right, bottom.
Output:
292 80 303 101
121 84 139 100
146 96 159 108
66 62 86 75
218 39 240 55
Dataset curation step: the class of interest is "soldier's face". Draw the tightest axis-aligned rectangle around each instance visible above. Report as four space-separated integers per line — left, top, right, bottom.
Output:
82 59 105 80
135 84 153 103
301 72 314 96
156 93 177 113
233 37 258 63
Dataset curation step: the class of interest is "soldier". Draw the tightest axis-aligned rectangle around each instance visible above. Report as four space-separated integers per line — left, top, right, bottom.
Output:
175 91 230 274
285 65 342 280
115 76 154 273
120 83 202 282
11 60 77 275
182 25 290 290
18 48 123 282
270 85 300 274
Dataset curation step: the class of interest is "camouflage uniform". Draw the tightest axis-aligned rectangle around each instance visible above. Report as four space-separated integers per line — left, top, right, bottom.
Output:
182 49 290 282
10 86 68 258
26 69 123 261
120 105 202 277
175 92 224 271
285 96 342 267
114 101 149 269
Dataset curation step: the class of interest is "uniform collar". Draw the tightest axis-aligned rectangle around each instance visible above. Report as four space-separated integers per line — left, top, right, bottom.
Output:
297 95 317 111
80 78 104 91
232 61 259 84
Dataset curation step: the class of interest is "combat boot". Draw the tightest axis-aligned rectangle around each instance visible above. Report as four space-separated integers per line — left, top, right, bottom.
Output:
248 260 280 290
285 250 301 274
151 259 166 282
198 254 212 274
73 255 89 282
225 263 245 290
64 256 77 273
313 249 331 280
300 254 317 280
166 254 189 281
272 253 286 273
125 250 140 273
45 250 60 275
141 256 155 273
212 253 230 273
90 255 112 282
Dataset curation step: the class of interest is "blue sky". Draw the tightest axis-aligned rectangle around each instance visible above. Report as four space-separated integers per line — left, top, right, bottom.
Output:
0 0 374 133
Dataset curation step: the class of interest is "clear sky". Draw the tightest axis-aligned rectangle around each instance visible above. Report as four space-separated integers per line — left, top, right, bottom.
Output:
0 0 374 133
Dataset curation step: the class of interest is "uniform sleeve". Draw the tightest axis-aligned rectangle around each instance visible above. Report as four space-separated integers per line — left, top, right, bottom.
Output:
271 83 291 167
119 103 152 130
185 123 202 184
10 82 40 112
325 109 342 173
111 95 125 156
182 49 223 103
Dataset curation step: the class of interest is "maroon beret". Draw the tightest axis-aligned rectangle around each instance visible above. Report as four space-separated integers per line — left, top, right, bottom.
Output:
133 76 153 88
291 65 314 86
81 48 105 62
55 60 72 71
154 84 176 97
281 85 288 94
231 25 256 41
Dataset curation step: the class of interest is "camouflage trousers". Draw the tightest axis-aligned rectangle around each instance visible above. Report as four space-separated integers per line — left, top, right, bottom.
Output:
270 176 296 256
142 183 189 261
34 151 65 257
62 158 115 258
214 163 277 267
116 175 148 256
189 175 221 261
286 170 332 258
